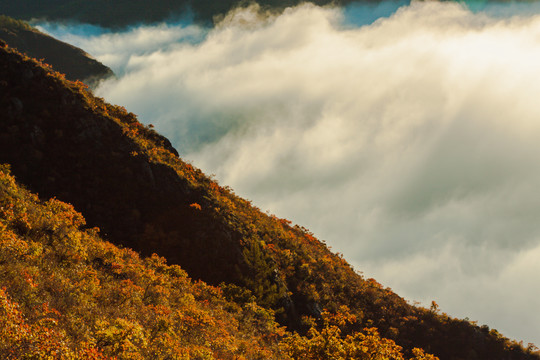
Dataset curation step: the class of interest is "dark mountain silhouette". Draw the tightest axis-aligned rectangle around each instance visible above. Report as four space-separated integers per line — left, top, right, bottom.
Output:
0 40 538 359
0 15 112 87
0 0 358 27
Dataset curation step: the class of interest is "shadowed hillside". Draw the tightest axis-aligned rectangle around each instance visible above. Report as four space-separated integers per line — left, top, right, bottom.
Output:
0 42 538 359
0 15 113 87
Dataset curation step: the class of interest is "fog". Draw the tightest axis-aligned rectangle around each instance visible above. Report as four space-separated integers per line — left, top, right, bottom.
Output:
38 1 540 346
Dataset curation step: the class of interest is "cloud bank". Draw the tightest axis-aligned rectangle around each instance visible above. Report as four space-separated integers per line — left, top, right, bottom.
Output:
40 1 540 345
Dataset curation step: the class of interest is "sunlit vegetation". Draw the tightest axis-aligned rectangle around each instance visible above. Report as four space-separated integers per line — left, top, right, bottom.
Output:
281 307 439 360
0 15 33 31
0 164 286 359
0 39 538 360
0 164 443 359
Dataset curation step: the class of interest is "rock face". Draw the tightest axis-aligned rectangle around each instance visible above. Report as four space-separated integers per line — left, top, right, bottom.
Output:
0 15 113 87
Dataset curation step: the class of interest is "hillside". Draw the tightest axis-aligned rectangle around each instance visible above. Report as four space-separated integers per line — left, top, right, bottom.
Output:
0 42 538 359
0 0 357 27
0 15 113 87
0 165 286 359
1 164 440 359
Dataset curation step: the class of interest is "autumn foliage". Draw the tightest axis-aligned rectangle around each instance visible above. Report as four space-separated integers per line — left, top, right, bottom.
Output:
0 165 286 359
0 165 441 359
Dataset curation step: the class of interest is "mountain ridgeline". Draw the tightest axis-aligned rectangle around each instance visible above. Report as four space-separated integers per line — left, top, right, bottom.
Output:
0 39 538 359
0 0 359 27
0 15 113 87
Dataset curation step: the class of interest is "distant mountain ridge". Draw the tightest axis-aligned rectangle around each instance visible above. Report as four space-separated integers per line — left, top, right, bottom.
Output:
0 15 113 86
0 0 358 27
0 40 538 359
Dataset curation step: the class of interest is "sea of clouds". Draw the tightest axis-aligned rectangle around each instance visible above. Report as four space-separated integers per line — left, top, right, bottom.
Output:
38 1 540 346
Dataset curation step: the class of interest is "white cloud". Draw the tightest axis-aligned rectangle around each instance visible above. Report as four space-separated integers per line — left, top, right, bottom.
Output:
40 1 540 346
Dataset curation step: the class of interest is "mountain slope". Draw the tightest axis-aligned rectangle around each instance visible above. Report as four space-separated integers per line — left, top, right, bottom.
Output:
0 163 443 359
0 165 286 359
0 42 538 360
0 15 113 86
